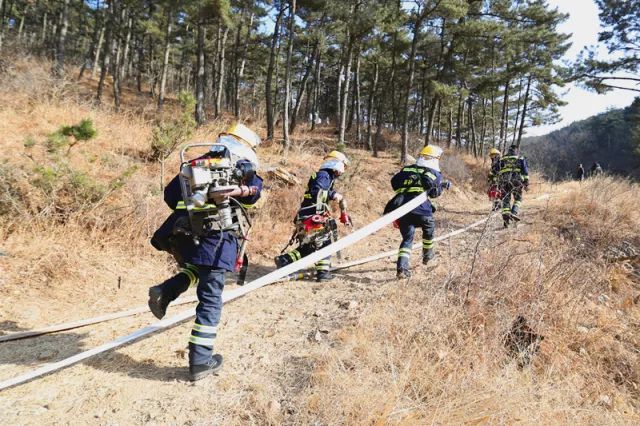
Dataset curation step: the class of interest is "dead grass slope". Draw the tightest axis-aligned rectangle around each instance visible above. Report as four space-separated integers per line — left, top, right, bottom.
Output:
285 177 640 424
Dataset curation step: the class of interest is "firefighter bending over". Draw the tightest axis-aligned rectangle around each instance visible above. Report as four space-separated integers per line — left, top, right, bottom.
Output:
147 123 263 381
489 144 529 228
274 151 351 282
385 145 451 279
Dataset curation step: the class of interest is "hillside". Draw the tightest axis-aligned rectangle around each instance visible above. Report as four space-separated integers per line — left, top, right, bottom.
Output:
1 58 640 424
523 99 640 180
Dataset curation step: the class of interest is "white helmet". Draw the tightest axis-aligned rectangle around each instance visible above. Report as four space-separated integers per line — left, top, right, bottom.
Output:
319 158 346 175
211 135 259 168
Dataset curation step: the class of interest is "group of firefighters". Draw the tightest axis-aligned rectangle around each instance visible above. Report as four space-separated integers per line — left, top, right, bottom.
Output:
146 123 530 381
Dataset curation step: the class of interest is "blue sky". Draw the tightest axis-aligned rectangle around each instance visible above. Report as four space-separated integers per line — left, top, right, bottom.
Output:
528 0 637 136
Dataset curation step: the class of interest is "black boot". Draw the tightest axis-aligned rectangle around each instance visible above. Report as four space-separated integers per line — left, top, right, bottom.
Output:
316 271 334 282
396 269 411 279
422 249 435 265
148 286 170 320
274 255 289 269
189 354 224 381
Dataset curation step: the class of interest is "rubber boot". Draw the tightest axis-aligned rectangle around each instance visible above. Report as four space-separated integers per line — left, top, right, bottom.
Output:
316 271 334 282
189 354 224 381
148 272 191 320
148 286 170 320
422 248 435 265
396 269 411 279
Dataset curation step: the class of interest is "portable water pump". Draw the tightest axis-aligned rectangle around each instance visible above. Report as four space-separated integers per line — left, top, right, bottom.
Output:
178 143 252 242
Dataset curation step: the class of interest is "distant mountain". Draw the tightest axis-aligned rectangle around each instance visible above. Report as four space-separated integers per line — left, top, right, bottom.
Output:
522 98 640 180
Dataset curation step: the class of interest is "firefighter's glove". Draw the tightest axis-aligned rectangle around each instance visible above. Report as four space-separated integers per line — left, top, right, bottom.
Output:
442 180 452 190
339 212 352 226
392 220 400 229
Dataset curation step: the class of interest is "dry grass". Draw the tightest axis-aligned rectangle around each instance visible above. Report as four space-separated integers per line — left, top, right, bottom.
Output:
285 176 640 424
2 55 639 424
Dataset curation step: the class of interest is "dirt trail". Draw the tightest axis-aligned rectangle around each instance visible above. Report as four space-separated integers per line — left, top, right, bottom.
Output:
0 192 555 424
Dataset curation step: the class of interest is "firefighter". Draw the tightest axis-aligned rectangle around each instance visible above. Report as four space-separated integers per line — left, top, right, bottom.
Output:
575 163 585 181
274 151 351 281
488 148 502 211
147 123 263 381
490 144 529 228
385 145 451 279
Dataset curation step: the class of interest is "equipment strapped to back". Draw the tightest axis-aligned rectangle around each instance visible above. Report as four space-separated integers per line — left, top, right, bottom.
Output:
178 143 252 244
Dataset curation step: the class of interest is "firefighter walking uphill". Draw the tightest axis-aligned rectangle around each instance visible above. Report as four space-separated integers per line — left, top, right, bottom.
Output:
385 145 451 279
274 151 352 282
489 144 529 228
147 123 263 381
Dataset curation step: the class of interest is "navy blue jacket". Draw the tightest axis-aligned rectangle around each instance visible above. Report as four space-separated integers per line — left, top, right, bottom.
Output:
388 165 443 217
489 155 529 184
298 169 338 217
153 160 262 272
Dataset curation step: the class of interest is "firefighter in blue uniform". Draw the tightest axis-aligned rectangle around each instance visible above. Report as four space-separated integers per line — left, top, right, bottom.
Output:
274 151 351 281
489 144 529 228
385 145 450 279
148 123 263 381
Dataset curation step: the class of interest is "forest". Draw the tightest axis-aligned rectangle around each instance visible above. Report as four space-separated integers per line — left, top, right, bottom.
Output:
0 0 572 162
524 97 640 180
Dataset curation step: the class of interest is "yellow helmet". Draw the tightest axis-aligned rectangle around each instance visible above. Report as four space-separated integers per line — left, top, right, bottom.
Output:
489 148 501 157
219 123 261 150
419 145 443 159
324 150 350 166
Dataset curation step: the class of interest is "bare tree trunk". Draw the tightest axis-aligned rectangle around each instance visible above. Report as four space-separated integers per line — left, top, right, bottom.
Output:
401 10 424 163
96 0 114 104
516 75 532 147
338 38 353 146
290 39 318 134
265 2 285 140
354 52 362 145
480 97 488 158
447 105 453 148
511 78 523 144
157 7 173 114
310 49 322 131
499 78 510 152
283 0 296 151
52 0 70 78
195 18 206 125
112 3 124 111
0 0 5 51
374 98 383 158
366 61 378 151
234 13 253 118
232 11 244 117
120 14 132 82
136 34 144 92
91 26 104 79
79 2 102 80
214 26 229 118
336 57 344 127
424 98 438 146
455 93 464 150
468 97 478 157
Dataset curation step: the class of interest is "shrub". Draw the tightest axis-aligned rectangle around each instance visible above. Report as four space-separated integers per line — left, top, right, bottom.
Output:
46 118 97 154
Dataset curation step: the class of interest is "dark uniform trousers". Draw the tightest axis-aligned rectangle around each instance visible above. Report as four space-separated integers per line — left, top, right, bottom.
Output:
500 175 524 218
397 213 435 272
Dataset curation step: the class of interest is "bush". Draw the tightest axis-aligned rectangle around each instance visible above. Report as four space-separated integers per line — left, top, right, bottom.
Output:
46 118 97 154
